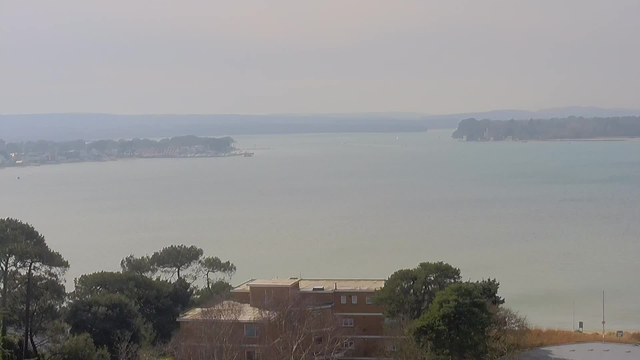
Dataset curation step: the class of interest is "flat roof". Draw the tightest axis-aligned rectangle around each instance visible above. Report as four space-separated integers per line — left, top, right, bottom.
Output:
232 278 385 292
178 301 272 323
513 342 639 359
298 279 385 292
248 279 300 287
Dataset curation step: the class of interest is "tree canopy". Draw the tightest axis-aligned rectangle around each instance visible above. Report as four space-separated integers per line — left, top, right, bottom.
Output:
67 293 142 357
413 282 494 360
73 271 192 344
150 245 204 280
199 256 236 289
376 261 525 360
120 255 156 277
375 262 461 320
0 218 69 359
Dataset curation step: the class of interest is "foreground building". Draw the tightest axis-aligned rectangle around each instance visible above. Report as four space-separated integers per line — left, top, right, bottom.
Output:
178 278 390 360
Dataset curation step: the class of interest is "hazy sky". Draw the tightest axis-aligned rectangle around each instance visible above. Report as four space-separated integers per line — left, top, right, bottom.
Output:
1 0 639 115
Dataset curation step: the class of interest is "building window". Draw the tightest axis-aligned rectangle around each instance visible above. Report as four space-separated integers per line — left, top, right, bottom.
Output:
245 324 259 338
342 318 354 327
246 350 256 360
352 295 357 304
341 295 347 304
342 340 355 349
366 296 373 305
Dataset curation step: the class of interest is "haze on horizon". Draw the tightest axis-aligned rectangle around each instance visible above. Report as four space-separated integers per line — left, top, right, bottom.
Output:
1 0 639 115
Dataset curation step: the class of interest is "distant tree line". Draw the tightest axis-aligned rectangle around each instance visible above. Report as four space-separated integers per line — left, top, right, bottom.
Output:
0 218 235 360
1 135 236 154
452 116 640 141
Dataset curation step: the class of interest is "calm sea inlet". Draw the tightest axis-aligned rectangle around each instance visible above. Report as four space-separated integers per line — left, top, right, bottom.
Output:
2 129 640 330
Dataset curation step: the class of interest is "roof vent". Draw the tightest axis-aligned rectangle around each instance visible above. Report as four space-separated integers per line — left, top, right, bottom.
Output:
312 286 325 291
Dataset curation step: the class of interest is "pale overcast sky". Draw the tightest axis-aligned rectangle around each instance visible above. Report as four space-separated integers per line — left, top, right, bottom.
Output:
1 0 638 115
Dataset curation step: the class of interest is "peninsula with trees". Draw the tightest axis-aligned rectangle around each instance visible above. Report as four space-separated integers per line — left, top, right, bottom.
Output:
452 116 640 141
0 135 252 168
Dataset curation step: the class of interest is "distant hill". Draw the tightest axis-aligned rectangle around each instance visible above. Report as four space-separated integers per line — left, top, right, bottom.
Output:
0 113 431 142
1 107 638 141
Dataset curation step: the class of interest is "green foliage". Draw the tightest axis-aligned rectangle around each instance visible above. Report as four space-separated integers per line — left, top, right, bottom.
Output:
193 280 233 306
120 255 156 277
0 218 69 358
413 283 494 360
1 335 23 360
59 333 110 360
150 245 203 280
72 271 191 343
198 256 236 289
0 218 30 337
475 278 505 307
375 262 461 320
6 274 66 346
67 293 142 357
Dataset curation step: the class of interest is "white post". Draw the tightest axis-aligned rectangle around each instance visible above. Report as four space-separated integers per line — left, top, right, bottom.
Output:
602 291 605 343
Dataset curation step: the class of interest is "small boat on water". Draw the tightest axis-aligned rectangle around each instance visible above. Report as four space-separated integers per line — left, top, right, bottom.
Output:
243 152 254 157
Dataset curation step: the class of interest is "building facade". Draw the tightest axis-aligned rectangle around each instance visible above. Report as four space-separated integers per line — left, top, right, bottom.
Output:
178 278 390 360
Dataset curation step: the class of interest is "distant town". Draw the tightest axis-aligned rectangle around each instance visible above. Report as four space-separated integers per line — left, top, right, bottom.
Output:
0 135 253 168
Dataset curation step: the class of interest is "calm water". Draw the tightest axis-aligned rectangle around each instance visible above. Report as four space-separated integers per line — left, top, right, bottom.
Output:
2 129 640 330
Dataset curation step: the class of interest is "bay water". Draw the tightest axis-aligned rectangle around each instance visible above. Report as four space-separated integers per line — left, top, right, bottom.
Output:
2 129 640 330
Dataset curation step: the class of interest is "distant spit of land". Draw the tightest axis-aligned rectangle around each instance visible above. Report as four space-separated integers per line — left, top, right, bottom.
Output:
0 135 253 168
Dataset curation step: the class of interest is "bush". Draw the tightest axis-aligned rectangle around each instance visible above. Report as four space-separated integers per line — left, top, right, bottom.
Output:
59 333 110 360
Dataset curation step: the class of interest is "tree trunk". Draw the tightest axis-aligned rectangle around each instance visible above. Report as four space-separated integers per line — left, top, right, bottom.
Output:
29 329 39 360
22 262 33 360
1 258 8 337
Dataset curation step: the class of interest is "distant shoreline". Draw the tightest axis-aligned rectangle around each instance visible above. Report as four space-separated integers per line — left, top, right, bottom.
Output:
546 137 639 142
0 135 253 170
456 136 640 143
0 151 255 171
